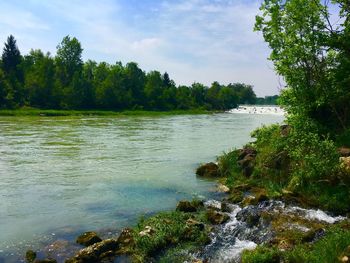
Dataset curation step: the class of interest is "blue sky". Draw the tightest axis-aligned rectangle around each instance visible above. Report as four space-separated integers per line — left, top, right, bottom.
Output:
0 0 281 96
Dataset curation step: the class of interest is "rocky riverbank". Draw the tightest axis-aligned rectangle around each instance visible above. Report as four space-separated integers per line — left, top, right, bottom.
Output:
24 153 350 262
23 124 350 263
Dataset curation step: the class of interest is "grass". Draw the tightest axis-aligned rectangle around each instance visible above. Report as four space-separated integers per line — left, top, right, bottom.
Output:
241 246 281 263
242 225 350 263
131 210 210 262
0 108 216 117
285 225 350 263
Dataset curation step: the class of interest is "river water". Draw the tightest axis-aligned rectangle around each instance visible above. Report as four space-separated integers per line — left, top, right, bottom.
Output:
0 112 283 261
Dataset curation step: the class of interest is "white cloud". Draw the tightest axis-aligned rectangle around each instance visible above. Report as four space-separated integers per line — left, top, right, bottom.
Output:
131 38 163 52
0 0 280 96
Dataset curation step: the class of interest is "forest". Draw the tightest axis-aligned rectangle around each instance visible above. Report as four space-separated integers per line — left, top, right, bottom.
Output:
0 35 260 111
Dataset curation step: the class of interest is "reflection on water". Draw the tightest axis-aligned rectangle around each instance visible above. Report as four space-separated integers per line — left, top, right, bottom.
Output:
0 113 283 261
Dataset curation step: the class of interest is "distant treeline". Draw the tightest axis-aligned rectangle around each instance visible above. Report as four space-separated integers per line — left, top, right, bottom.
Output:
0 35 264 111
255 95 279 105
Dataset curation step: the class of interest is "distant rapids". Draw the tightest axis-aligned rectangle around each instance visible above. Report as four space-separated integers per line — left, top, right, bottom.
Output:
228 105 285 116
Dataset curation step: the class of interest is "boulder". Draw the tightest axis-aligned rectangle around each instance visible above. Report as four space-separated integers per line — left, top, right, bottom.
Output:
196 162 220 177
221 202 232 213
339 147 350 157
217 184 230 193
25 250 36 263
206 209 229 224
340 157 350 172
76 231 102 247
176 200 197 212
65 239 118 263
236 208 261 228
116 228 135 254
139 226 155 237
237 149 256 177
241 188 269 207
238 147 257 161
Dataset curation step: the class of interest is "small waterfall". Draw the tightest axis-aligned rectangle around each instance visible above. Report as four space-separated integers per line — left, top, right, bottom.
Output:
194 200 345 263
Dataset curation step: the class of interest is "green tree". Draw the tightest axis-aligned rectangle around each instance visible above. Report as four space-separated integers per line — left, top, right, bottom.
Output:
255 0 350 132
176 85 193 109
207 81 222 109
1 35 24 107
2 35 22 74
124 62 146 108
24 50 56 108
191 82 207 108
145 71 164 109
218 86 238 110
55 35 84 108
0 67 14 108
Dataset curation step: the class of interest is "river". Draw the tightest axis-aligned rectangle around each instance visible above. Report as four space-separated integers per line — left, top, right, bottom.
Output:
0 112 283 262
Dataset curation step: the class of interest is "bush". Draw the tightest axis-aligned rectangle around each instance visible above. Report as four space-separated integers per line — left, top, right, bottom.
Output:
285 226 350 263
241 246 280 263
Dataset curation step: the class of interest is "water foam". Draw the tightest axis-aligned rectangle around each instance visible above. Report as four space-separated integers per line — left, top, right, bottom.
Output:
228 106 285 116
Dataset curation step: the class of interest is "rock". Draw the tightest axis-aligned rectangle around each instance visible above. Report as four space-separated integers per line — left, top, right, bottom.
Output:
176 200 197 212
340 245 350 262
280 125 291 137
45 239 71 252
340 157 350 171
236 208 261 227
282 189 294 195
186 219 205 231
238 146 257 161
25 250 37 263
241 195 257 207
237 151 256 177
76 231 102 247
116 228 135 255
339 147 350 157
341 256 349 262
221 202 232 213
217 184 230 193
65 239 119 263
232 183 251 191
99 250 115 259
241 188 268 206
196 162 220 177
139 226 155 237
206 209 229 224
301 228 325 243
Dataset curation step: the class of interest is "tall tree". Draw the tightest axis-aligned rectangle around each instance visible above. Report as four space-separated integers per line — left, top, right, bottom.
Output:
2 35 21 74
255 0 350 132
24 49 56 108
1 35 23 107
124 62 146 108
55 35 84 108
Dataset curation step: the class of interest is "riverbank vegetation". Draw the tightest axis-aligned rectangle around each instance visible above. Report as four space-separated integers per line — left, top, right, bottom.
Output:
0 108 214 117
0 35 258 112
220 0 350 261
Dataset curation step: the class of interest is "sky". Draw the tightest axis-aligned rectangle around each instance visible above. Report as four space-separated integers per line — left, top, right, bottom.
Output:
0 0 282 96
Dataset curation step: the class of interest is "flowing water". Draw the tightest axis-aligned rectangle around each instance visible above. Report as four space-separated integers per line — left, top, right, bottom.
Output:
0 112 283 262
197 200 345 263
